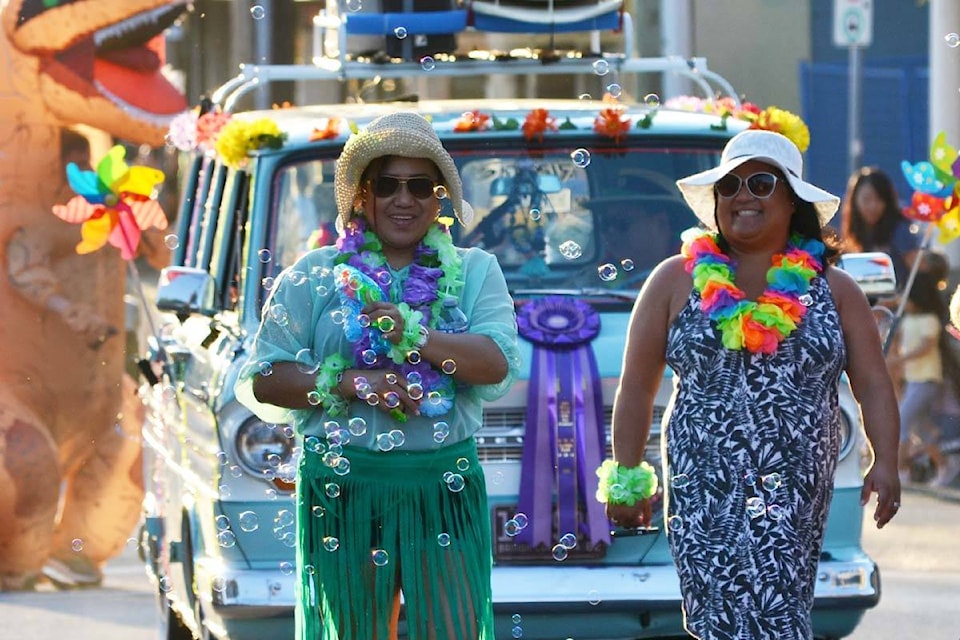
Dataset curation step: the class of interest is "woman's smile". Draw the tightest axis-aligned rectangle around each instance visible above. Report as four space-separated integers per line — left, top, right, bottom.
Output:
363 156 441 265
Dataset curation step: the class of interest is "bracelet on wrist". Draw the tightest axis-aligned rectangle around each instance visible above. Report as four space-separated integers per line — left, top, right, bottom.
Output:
387 304 427 364
413 325 430 350
595 459 658 506
309 353 351 417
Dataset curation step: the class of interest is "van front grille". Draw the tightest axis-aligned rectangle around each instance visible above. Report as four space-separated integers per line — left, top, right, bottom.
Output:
477 406 664 464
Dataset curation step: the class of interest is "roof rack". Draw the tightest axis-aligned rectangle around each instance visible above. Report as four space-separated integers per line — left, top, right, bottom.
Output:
212 8 738 113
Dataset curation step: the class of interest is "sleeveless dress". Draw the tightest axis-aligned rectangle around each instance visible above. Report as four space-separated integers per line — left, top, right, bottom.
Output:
663 275 846 640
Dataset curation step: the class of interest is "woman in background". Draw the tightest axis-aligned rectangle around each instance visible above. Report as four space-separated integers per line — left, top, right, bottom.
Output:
840 166 920 288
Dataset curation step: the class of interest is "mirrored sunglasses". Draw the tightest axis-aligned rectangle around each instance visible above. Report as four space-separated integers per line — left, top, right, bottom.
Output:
371 176 437 199
715 172 780 200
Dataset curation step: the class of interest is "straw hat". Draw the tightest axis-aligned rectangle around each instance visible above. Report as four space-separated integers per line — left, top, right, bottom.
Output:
676 129 839 230
334 112 473 227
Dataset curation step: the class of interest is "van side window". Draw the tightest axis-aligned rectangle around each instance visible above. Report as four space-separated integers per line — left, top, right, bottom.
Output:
174 155 215 267
271 160 339 274
210 170 249 312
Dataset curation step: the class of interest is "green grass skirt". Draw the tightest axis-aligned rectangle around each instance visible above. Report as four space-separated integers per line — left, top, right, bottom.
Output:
296 437 494 639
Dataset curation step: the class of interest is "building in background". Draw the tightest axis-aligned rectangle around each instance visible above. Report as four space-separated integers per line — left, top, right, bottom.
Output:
165 1 938 208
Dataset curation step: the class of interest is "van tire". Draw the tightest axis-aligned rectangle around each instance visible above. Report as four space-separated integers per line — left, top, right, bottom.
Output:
158 587 194 640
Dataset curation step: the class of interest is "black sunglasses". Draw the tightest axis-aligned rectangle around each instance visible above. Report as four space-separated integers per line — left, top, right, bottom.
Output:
370 176 437 200
715 172 780 200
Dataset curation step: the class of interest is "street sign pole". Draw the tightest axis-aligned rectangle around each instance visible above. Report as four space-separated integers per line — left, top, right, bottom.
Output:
848 44 862 176
833 0 872 174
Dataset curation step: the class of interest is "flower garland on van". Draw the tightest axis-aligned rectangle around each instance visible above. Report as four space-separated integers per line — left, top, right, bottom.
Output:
450 100 810 151
663 96 810 153
214 118 287 168
166 104 287 167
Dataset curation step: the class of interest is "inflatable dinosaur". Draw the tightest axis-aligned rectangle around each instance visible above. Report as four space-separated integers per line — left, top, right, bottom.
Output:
0 0 187 590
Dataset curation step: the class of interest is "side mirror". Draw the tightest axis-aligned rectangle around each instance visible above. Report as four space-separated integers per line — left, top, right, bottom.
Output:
836 252 897 299
156 266 217 321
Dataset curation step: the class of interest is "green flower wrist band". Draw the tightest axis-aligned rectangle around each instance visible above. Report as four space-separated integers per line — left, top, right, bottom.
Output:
386 304 428 364
595 459 659 506
310 353 350 417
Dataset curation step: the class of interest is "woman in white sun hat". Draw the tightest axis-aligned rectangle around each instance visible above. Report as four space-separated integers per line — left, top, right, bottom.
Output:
601 128 901 639
236 111 521 640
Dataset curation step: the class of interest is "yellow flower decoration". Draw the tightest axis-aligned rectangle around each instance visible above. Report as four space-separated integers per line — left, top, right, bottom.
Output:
749 106 810 153
214 117 288 168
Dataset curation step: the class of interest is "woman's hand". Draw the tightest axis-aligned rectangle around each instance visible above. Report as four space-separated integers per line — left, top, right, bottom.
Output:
341 367 421 419
861 460 902 529
605 499 653 529
364 301 405 345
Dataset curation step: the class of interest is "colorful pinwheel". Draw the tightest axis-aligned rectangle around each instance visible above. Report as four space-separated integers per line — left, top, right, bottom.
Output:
901 130 960 243
52 145 167 260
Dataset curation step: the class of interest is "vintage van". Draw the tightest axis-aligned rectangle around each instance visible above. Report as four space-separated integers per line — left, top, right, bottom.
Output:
141 7 886 640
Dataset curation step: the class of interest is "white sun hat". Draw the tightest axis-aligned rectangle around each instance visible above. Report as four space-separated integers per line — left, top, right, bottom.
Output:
676 129 840 230
334 111 474 227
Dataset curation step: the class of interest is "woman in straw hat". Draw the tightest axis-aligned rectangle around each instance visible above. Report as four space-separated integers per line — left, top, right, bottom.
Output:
236 112 521 639
598 129 901 639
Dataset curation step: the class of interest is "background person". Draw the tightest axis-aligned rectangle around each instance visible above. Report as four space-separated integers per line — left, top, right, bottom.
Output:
601 129 901 640
840 166 920 288
888 270 960 487
596 201 672 275
235 112 521 640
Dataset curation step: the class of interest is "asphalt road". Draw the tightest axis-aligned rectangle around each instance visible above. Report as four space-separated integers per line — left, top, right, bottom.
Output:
847 485 960 640
0 486 957 640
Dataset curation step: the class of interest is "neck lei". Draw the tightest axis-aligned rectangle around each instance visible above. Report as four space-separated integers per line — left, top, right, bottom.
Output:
334 218 464 417
682 230 824 354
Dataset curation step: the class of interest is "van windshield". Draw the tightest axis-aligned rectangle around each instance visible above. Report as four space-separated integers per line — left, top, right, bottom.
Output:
267 145 720 295
450 145 718 293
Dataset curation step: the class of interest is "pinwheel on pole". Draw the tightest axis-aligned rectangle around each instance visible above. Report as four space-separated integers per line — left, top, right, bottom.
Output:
885 131 960 352
51 144 169 350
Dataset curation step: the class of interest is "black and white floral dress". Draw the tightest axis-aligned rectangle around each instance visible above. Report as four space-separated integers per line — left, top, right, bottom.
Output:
663 275 846 640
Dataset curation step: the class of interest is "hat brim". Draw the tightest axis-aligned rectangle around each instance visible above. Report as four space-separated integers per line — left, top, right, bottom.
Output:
334 113 474 227
676 155 839 230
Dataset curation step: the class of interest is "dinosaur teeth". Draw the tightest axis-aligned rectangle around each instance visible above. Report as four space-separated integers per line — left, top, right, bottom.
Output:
93 3 187 50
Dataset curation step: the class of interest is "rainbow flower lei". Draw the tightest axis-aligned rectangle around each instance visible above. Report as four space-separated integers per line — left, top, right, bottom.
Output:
333 218 464 418
682 231 824 354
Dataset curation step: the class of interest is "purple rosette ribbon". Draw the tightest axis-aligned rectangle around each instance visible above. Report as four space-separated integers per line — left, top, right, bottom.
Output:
515 297 610 550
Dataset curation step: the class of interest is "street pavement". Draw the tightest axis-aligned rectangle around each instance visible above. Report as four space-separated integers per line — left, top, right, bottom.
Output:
848 480 960 639
1 482 958 640
0 539 155 640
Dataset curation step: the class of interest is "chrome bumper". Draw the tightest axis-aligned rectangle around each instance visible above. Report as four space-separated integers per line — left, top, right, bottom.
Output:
194 556 878 617
195 559 296 619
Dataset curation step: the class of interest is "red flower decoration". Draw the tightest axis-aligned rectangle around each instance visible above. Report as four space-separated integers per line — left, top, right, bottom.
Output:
196 110 232 150
594 107 631 144
738 101 762 117
522 109 557 142
906 192 946 222
453 110 491 132
309 118 342 141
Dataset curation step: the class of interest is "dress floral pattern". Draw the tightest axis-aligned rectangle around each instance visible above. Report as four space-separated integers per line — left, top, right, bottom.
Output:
664 276 846 640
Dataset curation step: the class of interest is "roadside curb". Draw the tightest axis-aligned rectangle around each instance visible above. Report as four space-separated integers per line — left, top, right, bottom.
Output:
903 481 960 504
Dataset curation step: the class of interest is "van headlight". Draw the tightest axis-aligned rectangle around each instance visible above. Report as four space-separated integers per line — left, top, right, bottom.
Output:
234 417 297 481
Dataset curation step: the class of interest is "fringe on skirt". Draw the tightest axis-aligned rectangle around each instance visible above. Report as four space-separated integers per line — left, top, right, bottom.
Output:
296 437 494 640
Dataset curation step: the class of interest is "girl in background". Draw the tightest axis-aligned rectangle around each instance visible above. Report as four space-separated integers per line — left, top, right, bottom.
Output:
889 270 960 487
